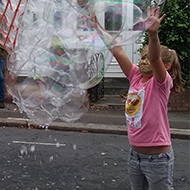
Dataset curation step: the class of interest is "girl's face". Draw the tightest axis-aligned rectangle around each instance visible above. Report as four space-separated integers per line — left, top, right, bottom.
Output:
138 53 153 74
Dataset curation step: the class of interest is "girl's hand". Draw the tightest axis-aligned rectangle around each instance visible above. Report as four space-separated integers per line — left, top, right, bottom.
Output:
88 14 98 28
146 6 166 36
89 14 97 23
88 14 106 32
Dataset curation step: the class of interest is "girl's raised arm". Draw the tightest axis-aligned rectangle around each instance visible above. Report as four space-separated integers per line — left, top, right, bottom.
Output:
146 6 167 83
90 15 133 77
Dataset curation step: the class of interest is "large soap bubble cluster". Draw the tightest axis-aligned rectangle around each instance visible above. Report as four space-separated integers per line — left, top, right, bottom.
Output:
0 0 165 125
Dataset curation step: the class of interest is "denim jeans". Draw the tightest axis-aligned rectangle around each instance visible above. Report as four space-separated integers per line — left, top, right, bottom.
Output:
0 58 5 101
127 147 174 190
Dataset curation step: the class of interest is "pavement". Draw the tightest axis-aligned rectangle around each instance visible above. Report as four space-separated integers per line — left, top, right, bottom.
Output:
0 95 190 139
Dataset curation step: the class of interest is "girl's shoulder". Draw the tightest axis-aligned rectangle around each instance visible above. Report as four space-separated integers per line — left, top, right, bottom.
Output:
127 64 141 81
153 71 173 90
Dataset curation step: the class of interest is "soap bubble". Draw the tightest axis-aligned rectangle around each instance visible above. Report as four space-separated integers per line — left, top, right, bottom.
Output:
94 0 166 46
1 0 165 125
20 145 27 156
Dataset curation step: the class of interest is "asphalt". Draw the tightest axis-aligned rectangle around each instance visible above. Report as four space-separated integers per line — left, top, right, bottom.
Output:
0 95 190 139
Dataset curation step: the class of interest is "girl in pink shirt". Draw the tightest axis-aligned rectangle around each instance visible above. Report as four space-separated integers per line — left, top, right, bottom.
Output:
91 5 182 190
111 6 182 190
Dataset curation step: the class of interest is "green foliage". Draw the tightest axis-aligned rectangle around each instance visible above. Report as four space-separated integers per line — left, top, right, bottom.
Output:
142 0 190 88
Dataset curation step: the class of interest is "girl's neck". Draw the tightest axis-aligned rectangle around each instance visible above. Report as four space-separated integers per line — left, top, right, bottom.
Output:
141 74 153 83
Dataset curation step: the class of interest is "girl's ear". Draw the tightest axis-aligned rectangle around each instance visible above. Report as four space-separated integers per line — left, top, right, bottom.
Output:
164 63 171 71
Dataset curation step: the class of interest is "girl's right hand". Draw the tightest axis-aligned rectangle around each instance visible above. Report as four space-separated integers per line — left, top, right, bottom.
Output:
146 6 166 36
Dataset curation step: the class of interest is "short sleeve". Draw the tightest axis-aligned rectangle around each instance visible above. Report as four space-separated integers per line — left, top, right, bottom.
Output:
155 71 173 90
127 64 140 82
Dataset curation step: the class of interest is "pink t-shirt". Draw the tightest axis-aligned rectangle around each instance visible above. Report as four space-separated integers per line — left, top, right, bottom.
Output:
125 64 173 147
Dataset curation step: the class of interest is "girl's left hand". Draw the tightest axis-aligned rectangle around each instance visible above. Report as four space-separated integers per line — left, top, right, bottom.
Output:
88 14 98 27
146 6 166 36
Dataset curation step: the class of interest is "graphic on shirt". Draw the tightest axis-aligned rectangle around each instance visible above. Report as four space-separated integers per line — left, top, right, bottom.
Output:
125 93 141 116
125 89 144 128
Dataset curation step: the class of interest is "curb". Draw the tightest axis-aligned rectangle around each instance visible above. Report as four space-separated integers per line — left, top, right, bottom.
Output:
0 118 189 140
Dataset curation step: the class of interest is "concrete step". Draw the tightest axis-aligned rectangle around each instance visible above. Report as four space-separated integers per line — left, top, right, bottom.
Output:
104 78 129 95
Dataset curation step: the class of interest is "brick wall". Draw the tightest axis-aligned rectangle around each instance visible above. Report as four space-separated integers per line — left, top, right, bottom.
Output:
168 90 190 111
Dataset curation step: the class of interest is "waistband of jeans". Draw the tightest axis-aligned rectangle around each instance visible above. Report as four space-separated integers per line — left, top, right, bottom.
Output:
129 146 173 159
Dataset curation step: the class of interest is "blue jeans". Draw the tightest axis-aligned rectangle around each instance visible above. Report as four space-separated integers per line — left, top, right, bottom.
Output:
0 58 5 101
127 147 174 190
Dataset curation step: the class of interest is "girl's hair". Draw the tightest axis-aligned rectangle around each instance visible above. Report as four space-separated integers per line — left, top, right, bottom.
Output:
160 45 182 93
141 45 182 93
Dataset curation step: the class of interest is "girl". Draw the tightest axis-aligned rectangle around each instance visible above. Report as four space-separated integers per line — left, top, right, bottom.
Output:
91 5 182 190
115 7 182 190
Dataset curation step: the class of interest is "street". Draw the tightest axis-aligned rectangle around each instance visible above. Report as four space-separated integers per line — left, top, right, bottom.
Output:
0 127 189 190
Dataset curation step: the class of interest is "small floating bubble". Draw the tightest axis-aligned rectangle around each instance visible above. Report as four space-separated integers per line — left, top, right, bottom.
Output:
30 145 35 152
56 142 60 147
49 155 54 162
73 144 77 150
20 145 27 156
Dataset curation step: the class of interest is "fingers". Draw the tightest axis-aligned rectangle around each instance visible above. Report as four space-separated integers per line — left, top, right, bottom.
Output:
159 14 166 22
88 14 96 22
147 5 166 24
151 5 155 14
147 6 150 17
147 6 161 18
155 6 160 17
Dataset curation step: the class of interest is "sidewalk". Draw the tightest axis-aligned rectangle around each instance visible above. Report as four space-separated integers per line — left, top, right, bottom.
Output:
0 95 190 139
